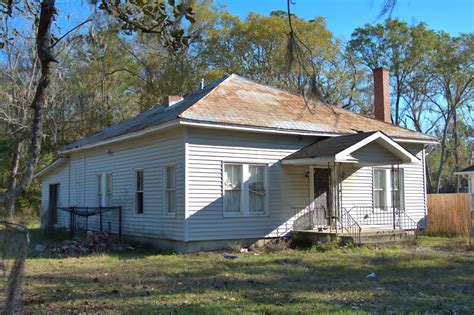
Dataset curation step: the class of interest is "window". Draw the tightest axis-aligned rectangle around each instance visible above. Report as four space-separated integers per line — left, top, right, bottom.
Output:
373 169 386 208
249 165 266 213
223 163 267 215
136 170 144 214
97 173 112 207
105 173 112 206
373 168 404 210
391 169 404 209
224 164 243 213
97 174 103 206
164 164 176 215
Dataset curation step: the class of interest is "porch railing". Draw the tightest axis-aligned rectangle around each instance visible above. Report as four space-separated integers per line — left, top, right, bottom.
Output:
291 205 420 244
345 206 419 231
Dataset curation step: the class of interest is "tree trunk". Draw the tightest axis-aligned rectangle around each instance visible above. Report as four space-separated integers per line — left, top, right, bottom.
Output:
0 0 56 208
5 140 24 218
453 109 460 192
395 86 401 125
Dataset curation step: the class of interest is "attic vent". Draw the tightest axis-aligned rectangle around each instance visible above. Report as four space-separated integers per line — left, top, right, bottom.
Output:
164 95 183 107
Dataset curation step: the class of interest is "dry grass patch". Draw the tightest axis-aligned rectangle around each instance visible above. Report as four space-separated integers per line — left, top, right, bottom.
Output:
3 232 474 314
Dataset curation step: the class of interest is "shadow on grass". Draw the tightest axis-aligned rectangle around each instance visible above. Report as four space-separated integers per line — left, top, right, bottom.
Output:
19 247 474 313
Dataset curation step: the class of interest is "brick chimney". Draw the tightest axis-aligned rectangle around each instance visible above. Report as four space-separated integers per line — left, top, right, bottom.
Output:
164 95 183 107
373 67 391 123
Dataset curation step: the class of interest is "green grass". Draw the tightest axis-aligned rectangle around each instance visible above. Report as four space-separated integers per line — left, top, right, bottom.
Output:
4 228 474 314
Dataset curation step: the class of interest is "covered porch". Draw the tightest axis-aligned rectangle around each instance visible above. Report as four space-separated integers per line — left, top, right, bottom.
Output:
281 131 421 244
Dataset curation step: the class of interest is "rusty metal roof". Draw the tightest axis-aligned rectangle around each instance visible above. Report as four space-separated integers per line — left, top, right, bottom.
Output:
180 74 435 141
61 74 435 152
60 76 228 152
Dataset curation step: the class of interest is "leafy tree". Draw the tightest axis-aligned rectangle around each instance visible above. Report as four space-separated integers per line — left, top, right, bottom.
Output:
427 33 473 192
0 0 195 214
348 18 437 125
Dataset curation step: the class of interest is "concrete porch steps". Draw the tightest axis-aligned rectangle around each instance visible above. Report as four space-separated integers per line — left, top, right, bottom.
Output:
292 228 417 247
355 230 415 246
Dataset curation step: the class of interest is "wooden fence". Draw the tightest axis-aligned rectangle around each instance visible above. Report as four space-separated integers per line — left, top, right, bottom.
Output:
427 193 472 237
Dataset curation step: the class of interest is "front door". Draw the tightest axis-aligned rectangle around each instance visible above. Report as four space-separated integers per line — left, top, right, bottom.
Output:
313 168 331 225
48 184 59 226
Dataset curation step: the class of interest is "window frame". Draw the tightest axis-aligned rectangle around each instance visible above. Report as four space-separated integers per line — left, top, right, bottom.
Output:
163 163 177 217
135 169 144 215
222 162 269 217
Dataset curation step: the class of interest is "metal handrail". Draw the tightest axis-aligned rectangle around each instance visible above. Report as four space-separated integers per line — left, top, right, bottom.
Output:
340 207 362 243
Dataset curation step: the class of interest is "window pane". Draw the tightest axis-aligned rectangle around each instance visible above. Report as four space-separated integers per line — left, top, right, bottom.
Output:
136 170 143 191
391 169 404 209
166 190 176 213
249 165 265 213
97 174 102 193
224 165 242 213
136 192 143 214
166 165 175 189
106 174 112 193
106 193 112 207
392 170 400 190
224 165 242 189
224 190 241 212
374 190 385 208
374 170 385 189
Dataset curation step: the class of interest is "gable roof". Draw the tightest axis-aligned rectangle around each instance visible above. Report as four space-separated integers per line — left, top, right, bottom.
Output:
60 74 435 153
282 131 419 165
33 157 68 178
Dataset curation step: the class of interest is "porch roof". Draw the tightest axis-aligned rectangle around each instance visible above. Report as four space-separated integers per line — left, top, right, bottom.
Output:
281 131 419 166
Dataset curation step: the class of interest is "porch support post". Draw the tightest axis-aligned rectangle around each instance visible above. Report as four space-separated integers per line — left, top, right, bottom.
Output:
391 164 396 230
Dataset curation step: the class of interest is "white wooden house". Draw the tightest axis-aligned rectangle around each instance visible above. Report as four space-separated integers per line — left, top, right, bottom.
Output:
36 70 437 252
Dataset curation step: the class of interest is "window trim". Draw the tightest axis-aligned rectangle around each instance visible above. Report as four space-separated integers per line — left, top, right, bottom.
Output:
163 163 177 217
135 168 144 215
222 162 269 217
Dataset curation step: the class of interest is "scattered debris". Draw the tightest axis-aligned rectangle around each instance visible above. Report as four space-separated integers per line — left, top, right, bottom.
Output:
240 248 248 253
366 272 377 279
253 253 260 256
49 231 136 256
223 252 240 259
34 244 46 252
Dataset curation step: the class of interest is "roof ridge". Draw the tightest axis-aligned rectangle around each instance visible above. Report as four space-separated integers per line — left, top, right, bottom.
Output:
178 74 234 119
197 74 435 140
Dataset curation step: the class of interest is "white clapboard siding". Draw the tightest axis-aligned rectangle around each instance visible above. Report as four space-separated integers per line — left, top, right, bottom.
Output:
350 142 403 164
40 127 186 241
400 144 427 226
341 143 426 227
185 127 314 241
341 166 374 210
